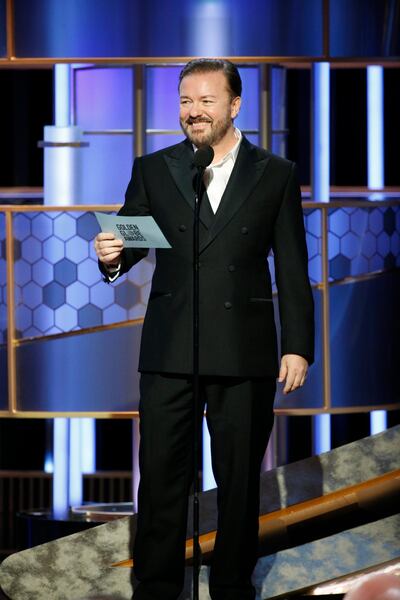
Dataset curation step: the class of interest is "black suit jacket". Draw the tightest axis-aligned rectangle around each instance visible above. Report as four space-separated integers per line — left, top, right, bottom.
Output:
100 136 314 377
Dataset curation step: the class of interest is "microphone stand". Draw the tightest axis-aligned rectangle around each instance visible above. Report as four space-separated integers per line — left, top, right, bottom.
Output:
191 145 213 600
192 167 204 600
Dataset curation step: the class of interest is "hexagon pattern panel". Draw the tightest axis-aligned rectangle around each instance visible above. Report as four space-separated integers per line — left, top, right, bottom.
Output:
305 209 322 285
2 205 399 341
328 206 400 280
12 211 154 340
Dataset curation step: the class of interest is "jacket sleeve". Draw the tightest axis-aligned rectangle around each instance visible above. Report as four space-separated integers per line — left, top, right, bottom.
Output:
99 157 150 282
271 162 315 366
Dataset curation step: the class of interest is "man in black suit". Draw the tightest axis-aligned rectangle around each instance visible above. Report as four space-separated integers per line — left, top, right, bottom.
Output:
95 59 314 600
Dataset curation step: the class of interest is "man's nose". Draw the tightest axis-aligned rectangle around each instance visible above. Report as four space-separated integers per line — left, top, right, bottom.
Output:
189 102 203 117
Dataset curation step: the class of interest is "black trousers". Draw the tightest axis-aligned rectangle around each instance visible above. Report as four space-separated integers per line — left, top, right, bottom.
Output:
133 373 276 600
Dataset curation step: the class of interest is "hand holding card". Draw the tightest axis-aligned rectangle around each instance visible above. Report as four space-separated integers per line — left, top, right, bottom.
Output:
94 213 172 249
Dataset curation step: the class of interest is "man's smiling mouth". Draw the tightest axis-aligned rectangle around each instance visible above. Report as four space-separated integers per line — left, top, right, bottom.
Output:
188 119 212 125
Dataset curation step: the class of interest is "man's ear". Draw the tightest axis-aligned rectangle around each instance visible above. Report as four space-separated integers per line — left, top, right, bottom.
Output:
231 96 241 119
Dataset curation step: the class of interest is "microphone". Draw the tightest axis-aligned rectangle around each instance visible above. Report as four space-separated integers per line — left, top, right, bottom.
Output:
193 145 214 170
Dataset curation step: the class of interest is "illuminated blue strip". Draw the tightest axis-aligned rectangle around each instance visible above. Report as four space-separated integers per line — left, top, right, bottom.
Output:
370 410 387 435
202 418 216 491
312 62 331 453
53 418 69 517
81 418 96 474
367 66 384 190
44 420 54 473
69 419 83 506
44 454 54 474
314 413 331 454
312 62 330 203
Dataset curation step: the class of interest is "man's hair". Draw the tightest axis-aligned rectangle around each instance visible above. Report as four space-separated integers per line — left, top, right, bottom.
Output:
178 58 242 99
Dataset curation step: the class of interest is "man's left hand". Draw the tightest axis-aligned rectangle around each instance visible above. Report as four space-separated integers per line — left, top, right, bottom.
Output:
278 354 308 394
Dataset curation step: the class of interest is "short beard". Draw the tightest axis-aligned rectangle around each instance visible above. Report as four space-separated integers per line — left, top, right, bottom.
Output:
180 114 232 148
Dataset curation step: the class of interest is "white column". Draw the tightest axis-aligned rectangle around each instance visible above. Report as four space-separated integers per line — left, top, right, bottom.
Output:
54 64 71 127
50 65 95 513
44 63 83 205
43 125 83 205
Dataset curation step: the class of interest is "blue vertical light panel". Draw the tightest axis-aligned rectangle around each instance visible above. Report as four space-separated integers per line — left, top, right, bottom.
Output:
53 418 69 517
312 62 331 454
69 418 83 506
81 418 96 473
312 63 330 203
367 66 384 190
367 65 387 435
190 0 230 57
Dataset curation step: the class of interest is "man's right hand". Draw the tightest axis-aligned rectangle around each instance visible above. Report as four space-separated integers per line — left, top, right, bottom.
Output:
94 232 124 267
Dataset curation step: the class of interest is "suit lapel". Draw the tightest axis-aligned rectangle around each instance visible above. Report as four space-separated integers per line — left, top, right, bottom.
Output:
164 140 212 230
200 137 271 252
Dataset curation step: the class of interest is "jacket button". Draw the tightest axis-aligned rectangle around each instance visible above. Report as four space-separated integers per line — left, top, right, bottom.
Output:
228 265 235 272
241 226 248 234
224 301 232 309
179 224 187 232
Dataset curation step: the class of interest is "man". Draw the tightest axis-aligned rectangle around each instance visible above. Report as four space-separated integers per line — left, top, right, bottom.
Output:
94 58 314 600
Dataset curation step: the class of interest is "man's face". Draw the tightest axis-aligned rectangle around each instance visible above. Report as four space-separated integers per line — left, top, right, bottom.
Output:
179 70 241 147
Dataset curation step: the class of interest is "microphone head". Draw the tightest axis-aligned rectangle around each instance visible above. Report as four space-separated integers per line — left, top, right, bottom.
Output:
193 145 214 169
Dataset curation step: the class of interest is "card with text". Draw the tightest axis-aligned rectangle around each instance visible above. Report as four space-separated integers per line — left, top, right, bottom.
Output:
95 213 171 248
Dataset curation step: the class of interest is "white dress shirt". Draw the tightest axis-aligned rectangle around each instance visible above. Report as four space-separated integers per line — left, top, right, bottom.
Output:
202 128 242 213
